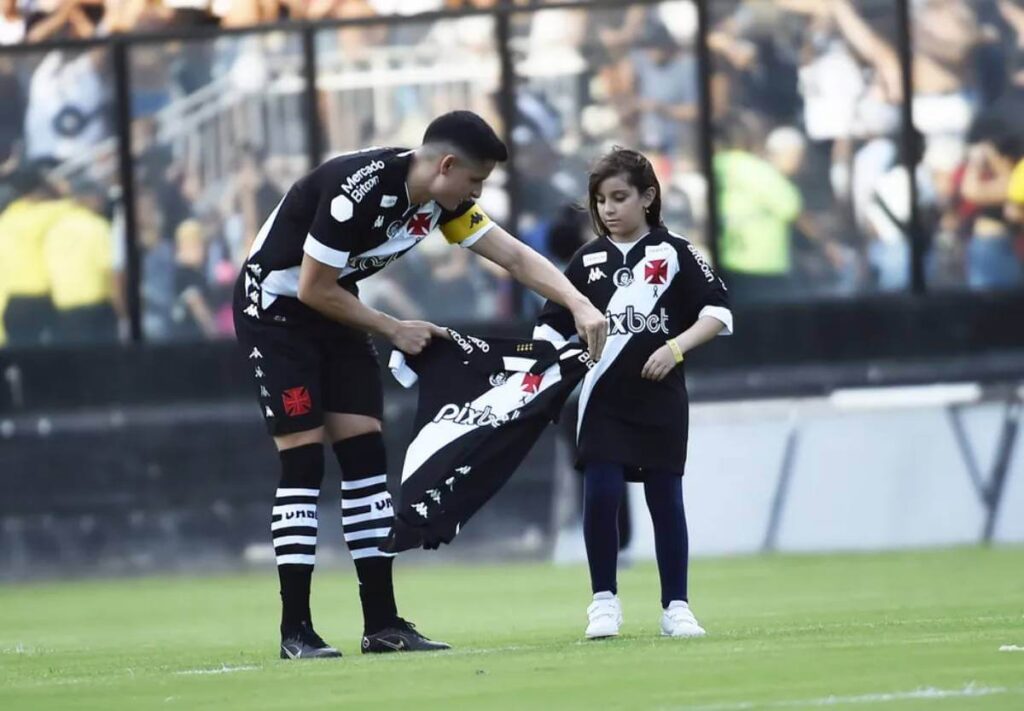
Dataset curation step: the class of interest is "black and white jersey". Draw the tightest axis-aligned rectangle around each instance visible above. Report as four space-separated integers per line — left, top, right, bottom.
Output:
535 227 732 473
382 330 594 553
237 147 495 323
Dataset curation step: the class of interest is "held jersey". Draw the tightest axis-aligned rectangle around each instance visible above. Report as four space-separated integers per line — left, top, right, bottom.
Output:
534 227 733 472
238 147 496 322
381 330 595 553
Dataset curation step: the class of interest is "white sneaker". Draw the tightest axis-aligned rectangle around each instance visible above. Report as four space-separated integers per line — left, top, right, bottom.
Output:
585 591 622 639
660 600 706 637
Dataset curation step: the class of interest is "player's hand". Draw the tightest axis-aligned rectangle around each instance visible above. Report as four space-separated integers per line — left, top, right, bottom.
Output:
571 301 607 361
641 344 680 382
390 320 448 355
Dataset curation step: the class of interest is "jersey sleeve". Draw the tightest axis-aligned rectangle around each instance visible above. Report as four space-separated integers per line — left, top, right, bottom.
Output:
675 239 734 335
302 160 375 268
533 250 588 343
438 200 495 248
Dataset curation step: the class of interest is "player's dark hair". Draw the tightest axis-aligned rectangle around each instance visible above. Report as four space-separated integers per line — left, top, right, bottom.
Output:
423 111 509 164
587 147 663 237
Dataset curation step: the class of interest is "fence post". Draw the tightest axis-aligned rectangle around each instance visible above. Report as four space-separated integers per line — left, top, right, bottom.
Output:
112 37 142 343
896 0 925 295
301 25 323 169
695 0 721 269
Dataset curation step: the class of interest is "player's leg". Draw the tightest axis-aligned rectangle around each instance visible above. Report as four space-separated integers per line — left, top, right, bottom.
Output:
234 302 340 659
582 460 626 638
642 472 705 637
322 332 449 653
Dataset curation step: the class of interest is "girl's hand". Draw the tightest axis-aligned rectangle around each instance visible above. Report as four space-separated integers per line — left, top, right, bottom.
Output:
641 344 680 381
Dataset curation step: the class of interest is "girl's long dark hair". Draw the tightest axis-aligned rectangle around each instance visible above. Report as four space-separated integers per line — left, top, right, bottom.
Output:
587 147 663 237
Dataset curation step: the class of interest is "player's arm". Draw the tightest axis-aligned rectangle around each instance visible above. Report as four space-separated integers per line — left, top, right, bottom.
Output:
296 254 445 355
467 225 607 360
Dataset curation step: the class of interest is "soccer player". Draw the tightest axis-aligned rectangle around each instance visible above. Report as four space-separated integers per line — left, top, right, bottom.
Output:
233 111 607 659
534 148 733 639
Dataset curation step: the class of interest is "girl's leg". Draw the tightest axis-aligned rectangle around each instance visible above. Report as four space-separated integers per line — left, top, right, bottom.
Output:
583 461 627 595
643 472 688 608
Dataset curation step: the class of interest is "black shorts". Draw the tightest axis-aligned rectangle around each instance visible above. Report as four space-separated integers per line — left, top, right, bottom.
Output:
233 281 383 436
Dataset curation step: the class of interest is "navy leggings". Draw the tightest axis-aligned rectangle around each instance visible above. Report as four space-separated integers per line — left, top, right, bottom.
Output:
582 461 689 608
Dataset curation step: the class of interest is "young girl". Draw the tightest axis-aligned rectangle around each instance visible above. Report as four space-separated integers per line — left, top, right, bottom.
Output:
535 148 732 638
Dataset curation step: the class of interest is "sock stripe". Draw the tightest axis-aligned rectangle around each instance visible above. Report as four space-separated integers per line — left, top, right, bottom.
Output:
341 474 387 490
276 553 316 565
271 518 319 532
342 508 392 526
273 535 318 547
343 527 391 542
343 518 393 534
341 491 390 509
350 548 395 560
275 488 320 498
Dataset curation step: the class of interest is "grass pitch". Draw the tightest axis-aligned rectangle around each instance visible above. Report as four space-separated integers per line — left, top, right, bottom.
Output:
1 547 1022 710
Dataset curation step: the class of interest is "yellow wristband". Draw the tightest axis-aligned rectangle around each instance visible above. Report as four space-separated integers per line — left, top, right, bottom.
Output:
666 339 684 364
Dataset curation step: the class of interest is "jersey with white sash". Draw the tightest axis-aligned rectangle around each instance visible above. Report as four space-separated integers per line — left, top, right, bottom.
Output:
534 227 732 474
238 146 495 326
382 330 594 552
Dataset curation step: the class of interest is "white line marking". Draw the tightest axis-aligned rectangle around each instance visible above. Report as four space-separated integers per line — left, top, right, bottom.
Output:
671 683 1015 710
1000 644 1024 652
174 664 259 676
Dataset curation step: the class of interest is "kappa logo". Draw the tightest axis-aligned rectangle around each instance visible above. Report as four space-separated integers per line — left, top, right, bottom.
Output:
254 366 265 379
489 371 509 387
433 403 519 428
249 290 258 303
426 488 442 504
469 212 484 227
282 386 312 417
412 502 429 518
588 267 607 284
607 306 670 336
265 406 274 418
260 386 270 398
374 215 384 228
244 304 259 318
247 263 262 277
613 267 634 287
249 347 263 360
455 465 472 475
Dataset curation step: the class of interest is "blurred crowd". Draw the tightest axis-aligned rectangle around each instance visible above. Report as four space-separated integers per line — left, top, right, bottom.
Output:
2 0 1024 349
0 0 522 46
705 0 1024 298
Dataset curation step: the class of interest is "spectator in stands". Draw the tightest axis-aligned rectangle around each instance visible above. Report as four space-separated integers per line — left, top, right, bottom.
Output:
959 137 1024 289
170 217 218 340
137 187 175 339
24 48 109 162
714 114 802 301
0 0 26 44
43 180 122 344
0 166 70 346
24 0 100 42
627 21 698 172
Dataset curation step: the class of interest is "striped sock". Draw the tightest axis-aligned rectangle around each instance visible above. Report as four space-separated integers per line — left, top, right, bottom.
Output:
273 443 323 629
334 433 397 634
